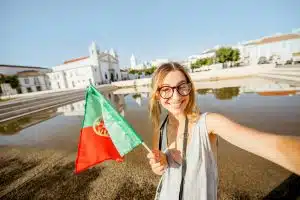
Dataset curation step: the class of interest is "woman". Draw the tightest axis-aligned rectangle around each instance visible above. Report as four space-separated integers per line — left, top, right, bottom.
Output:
147 62 300 200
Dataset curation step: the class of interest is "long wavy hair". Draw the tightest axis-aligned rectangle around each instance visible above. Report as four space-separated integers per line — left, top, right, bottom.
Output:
149 62 200 149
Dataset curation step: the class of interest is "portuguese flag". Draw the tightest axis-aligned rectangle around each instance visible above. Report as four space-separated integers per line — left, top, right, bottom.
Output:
75 85 143 173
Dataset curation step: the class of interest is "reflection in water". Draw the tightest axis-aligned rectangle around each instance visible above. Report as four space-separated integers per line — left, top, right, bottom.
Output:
0 117 31 135
257 90 297 96
57 92 126 117
197 87 240 100
132 93 142 107
212 87 240 100
197 89 210 95
0 110 58 135
131 93 149 107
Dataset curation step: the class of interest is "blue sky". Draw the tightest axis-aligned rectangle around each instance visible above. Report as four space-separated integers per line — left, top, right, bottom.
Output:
1 0 299 68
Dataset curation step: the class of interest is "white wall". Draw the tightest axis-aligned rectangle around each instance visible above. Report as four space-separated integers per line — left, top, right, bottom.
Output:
112 62 121 81
64 66 94 88
100 61 110 83
48 71 68 90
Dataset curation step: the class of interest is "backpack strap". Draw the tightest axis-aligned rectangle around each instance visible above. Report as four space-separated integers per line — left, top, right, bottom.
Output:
159 115 168 151
179 116 189 200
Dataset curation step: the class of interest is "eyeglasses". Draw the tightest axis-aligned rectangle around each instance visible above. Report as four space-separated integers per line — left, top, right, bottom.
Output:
158 82 192 99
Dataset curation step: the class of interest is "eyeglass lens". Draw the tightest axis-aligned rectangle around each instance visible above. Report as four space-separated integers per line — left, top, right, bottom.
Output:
159 83 191 99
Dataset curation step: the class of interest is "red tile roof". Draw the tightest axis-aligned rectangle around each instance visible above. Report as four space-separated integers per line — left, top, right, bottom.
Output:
247 34 300 45
17 70 41 77
63 56 89 64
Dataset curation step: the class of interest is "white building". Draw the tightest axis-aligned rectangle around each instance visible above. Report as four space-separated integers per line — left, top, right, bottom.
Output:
48 42 122 90
243 33 300 64
120 69 129 80
0 65 51 95
187 46 219 66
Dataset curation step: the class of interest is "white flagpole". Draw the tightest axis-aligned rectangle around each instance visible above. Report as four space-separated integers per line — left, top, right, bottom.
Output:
142 142 152 154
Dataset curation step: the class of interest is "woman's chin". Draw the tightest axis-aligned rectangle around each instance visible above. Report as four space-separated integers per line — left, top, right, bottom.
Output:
169 108 185 116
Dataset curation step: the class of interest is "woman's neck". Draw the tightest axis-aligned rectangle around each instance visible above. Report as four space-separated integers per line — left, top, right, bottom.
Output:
168 113 186 127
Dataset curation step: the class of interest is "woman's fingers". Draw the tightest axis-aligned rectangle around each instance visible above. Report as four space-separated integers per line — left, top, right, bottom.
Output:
151 162 161 169
147 150 168 175
149 158 156 165
147 152 156 159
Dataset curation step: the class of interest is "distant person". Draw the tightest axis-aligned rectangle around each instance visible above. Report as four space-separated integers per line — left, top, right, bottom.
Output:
147 62 300 200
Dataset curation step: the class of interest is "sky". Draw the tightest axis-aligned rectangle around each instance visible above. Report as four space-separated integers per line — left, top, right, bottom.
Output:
1 0 299 69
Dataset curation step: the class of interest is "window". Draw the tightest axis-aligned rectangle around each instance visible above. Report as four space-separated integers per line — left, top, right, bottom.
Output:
116 74 118 80
24 78 29 84
57 82 60 89
72 81 75 87
27 87 32 93
105 73 108 80
34 77 40 85
36 86 42 91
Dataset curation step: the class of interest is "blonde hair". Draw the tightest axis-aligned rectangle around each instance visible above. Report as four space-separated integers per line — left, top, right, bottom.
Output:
149 62 200 149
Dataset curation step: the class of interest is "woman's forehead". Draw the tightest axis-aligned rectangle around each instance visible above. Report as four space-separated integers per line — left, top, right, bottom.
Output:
161 70 187 86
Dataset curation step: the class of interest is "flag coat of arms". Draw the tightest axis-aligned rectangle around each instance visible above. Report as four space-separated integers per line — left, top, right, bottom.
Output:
75 85 143 173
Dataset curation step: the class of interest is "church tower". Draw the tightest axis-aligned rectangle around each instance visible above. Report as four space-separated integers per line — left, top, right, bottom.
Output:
89 41 100 66
130 54 137 69
89 41 103 83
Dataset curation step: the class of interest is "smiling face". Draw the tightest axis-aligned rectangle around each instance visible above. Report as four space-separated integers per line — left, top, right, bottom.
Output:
157 70 191 116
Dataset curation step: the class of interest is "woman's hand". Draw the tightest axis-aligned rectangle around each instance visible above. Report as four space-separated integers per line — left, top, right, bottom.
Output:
147 149 168 175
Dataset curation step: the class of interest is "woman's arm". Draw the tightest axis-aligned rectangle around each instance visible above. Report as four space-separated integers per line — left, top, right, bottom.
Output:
206 113 300 175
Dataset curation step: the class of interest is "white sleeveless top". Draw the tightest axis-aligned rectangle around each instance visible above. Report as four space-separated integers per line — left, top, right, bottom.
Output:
155 113 218 200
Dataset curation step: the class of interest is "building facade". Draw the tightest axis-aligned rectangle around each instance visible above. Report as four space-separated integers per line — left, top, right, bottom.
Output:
0 65 51 95
48 42 122 90
242 33 300 64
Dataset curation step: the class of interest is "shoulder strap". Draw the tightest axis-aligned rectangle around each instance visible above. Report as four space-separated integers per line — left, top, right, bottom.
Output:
179 117 188 200
159 115 168 151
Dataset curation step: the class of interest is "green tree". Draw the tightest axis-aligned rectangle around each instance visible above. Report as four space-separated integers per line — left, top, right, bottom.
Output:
232 49 240 63
0 75 20 92
6 76 20 88
206 57 214 65
191 63 199 72
129 69 137 74
216 47 231 64
216 47 240 67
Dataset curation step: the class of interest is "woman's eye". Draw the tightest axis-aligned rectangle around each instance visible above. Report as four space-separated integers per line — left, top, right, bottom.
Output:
161 88 171 92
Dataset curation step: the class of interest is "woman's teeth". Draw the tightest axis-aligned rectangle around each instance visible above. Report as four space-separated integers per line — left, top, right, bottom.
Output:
170 101 182 108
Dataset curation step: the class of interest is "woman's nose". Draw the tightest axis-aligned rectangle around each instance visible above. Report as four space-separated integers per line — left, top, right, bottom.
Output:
171 88 181 100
